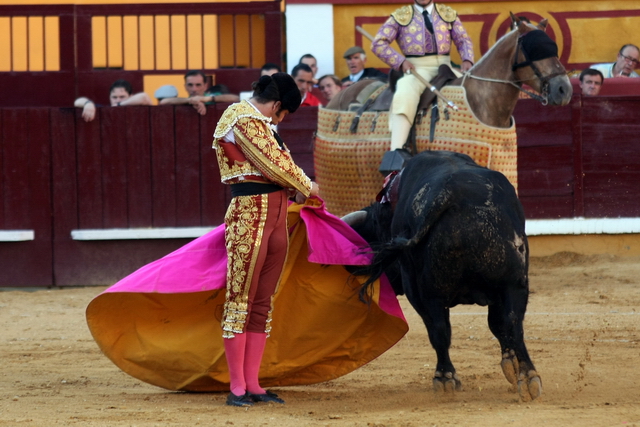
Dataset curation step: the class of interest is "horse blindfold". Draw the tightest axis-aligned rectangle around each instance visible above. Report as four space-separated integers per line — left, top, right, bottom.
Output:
519 30 558 62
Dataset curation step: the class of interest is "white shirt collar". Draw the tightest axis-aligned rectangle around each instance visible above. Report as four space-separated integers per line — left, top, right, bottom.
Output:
350 69 365 81
246 99 270 122
414 3 434 16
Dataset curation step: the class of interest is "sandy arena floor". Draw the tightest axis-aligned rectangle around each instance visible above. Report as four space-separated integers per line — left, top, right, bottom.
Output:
1 252 640 426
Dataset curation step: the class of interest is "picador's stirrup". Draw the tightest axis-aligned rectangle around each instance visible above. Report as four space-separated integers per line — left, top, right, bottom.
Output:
379 148 413 176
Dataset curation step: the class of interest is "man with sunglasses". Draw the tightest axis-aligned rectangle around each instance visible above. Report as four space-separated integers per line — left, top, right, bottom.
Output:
591 44 639 78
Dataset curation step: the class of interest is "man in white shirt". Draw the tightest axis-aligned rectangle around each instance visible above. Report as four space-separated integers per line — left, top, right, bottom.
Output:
591 44 640 78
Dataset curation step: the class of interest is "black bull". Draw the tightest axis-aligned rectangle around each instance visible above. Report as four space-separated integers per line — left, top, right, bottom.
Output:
346 150 541 401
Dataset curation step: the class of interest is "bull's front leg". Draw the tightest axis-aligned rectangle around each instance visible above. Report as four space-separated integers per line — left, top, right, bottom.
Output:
487 291 542 401
416 299 462 393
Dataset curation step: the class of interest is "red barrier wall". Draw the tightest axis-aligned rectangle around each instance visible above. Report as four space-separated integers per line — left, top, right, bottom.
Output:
1 94 639 286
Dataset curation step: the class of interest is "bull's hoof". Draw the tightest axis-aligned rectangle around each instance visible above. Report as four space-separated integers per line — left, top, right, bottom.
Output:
501 349 519 385
518 370 542 401
433 370 462 393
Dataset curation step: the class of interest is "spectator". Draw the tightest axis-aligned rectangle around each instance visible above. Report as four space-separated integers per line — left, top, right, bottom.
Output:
260 63 281 76
579 69 604 96
154 85 179 103
291 64 322 107
298 54 319 84
591 44 640 78
318 74 342 102
74 79 152 122
160 70 240 115
341 46 387 87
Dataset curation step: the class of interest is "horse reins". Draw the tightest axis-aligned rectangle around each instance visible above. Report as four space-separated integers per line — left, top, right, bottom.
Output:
464 30 566 105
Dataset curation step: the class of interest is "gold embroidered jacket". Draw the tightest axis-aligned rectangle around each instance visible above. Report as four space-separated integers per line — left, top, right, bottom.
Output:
212 100 312 196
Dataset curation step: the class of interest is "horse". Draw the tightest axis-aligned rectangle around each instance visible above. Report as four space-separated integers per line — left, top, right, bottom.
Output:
315 15 572 216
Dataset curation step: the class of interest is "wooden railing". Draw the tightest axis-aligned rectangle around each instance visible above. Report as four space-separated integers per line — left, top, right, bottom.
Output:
1 92 640 287
0 104 314 287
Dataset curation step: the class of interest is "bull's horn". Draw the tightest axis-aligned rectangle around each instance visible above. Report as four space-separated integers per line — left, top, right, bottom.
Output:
341 211 368 227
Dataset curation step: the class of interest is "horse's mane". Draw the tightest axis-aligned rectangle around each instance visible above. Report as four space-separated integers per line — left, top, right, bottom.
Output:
471 29 517 70
470 22 540 70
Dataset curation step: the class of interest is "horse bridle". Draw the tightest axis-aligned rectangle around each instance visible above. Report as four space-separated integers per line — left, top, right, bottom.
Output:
512 31 566 103
464 30 566 105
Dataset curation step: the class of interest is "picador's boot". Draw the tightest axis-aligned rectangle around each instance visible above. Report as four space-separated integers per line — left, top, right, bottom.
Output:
381 114 414 175
379 148 412 176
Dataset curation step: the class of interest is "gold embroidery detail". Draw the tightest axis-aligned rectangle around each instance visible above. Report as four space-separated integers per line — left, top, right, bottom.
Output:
212 100 271 141
234 120 311 195
212 100 312 195
435 3 457 23
391 5 414 26
221 194 268 338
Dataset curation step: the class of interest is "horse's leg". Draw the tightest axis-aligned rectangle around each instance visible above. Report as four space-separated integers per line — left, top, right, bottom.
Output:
487 284 541 401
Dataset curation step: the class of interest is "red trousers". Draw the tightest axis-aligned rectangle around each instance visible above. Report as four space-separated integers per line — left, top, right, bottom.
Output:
222 189 289 337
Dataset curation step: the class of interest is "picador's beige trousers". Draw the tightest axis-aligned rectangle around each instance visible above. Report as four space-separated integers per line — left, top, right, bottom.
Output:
390 55 454 150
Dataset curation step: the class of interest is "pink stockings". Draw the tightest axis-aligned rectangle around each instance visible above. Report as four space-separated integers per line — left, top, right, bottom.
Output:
224 332 268 395
223 333 247 396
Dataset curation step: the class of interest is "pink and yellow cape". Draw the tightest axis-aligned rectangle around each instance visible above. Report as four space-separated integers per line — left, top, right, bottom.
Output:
86 198 408 391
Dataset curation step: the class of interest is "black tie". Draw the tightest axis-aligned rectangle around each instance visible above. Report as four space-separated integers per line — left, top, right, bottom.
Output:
273 131 285 149
422 10 434 34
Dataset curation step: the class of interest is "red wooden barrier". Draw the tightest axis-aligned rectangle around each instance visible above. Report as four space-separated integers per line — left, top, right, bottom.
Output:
1 95 639 287
0 108 53 286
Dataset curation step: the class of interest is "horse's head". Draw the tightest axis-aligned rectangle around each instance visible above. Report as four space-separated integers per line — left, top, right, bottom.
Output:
511 15 572 106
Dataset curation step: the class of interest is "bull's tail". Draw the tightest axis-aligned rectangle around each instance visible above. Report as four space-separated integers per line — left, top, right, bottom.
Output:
357 182 453 303
356 235 415 304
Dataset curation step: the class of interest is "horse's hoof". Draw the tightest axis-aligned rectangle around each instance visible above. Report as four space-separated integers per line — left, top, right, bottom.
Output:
518 370 542 401
501 349 519 385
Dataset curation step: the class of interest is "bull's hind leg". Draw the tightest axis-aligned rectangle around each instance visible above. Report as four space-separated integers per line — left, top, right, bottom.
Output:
487 289 542 401
415 299 462 394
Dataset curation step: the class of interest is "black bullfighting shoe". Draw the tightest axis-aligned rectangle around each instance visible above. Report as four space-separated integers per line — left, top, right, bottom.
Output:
248 390 285 404
226 392 254 407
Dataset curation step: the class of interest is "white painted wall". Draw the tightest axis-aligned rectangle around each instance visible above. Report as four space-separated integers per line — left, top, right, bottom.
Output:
285 4 335 77
526 218 640 236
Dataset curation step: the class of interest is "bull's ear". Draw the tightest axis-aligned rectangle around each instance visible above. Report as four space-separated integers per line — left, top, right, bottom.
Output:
538 18 548 32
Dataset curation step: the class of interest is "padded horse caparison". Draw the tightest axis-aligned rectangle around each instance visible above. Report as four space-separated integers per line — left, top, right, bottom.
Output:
349 65 459 143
